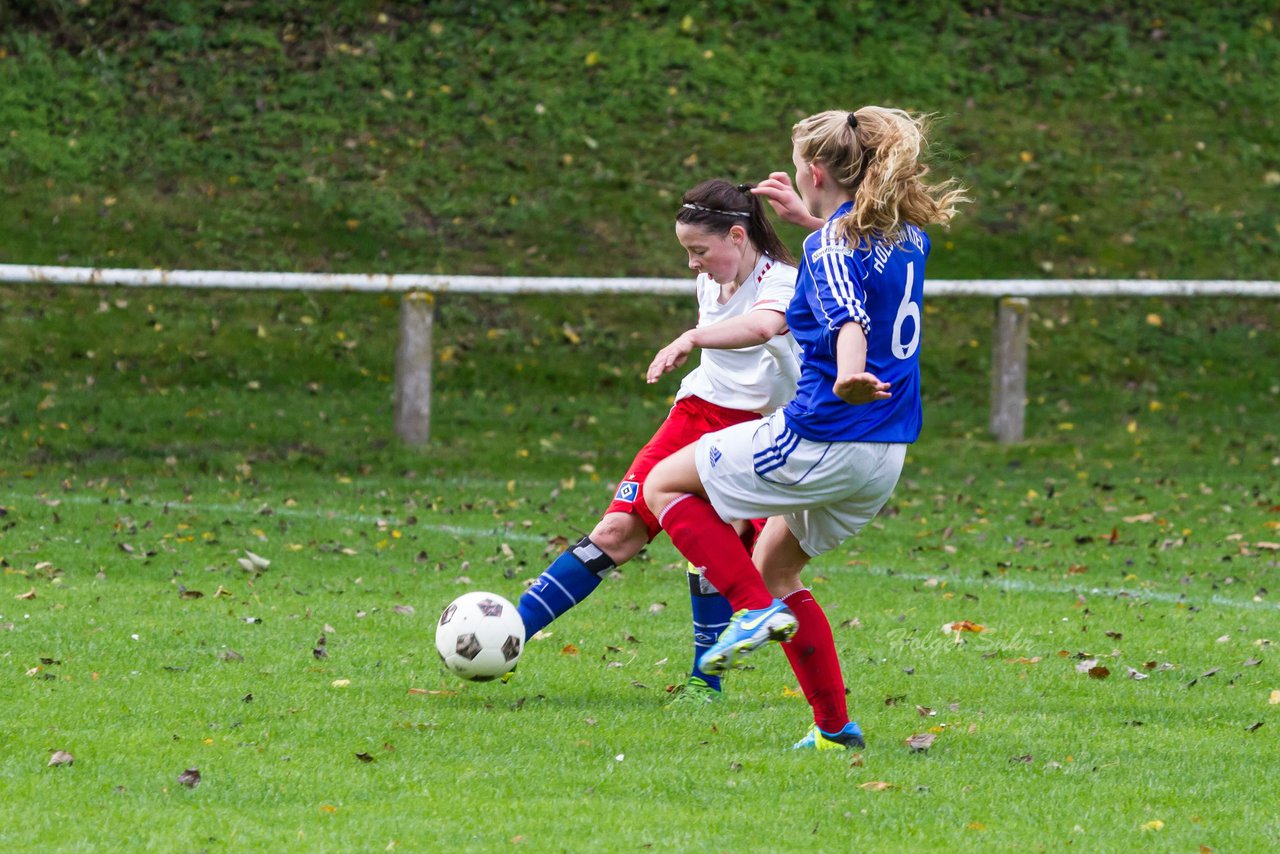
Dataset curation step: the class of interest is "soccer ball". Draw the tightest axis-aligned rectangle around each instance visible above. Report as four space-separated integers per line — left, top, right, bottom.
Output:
434 591 525 681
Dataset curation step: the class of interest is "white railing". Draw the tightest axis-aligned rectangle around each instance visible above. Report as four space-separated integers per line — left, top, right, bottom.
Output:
3 263 1277 443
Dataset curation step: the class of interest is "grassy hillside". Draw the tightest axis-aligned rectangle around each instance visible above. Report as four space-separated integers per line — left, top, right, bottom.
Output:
1 1 1278 279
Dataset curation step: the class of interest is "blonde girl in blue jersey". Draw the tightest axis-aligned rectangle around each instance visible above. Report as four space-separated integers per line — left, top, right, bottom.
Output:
645 107 967 749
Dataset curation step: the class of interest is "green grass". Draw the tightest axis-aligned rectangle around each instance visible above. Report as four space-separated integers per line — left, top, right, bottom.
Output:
2 2 1278 279
1 285 1277 850
1 2 1278 848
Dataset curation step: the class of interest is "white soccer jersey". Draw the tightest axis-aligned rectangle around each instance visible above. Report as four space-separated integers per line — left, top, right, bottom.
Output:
676 255 801 414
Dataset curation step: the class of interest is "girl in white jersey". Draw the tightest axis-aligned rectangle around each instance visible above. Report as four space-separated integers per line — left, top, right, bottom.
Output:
514 179 800 706
645 108 967 748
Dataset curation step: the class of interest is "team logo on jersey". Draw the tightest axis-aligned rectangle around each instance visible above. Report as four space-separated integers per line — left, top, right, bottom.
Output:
709 447 722 468
614 480 640 503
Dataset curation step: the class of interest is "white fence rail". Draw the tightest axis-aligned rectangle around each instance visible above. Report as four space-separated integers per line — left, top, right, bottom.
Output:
3 263 1277 444
3 263 1279 298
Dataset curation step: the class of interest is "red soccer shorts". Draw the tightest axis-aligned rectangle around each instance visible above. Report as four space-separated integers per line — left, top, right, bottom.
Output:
606 395 764 541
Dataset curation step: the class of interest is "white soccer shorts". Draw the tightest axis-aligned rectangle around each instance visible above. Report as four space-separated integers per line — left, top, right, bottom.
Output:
694 408 906 557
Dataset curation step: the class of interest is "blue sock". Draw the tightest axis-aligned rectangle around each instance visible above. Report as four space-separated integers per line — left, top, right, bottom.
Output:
688 569 733 691
517 536 615 637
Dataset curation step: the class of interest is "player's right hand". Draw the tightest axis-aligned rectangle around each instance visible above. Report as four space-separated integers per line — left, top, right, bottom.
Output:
646 334 695 383
751 172 823 230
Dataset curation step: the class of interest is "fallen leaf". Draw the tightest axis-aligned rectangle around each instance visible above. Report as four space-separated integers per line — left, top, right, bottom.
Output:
1075 658 1100 673
393 605 415 616
48 750 74 767
1269 690 1280 705
1246 722 1264 733
859 781 895 791
1126 667 1149 680
905 732 937 752
916 705 936 717
355 752 374 763
177 767 201 788
561 643 580 656
244 550 271 569
1140 819 1164 832
331 679 351 688
1088 665 1111 679
15 588 36 600
941 620 985 633
848 752 864 767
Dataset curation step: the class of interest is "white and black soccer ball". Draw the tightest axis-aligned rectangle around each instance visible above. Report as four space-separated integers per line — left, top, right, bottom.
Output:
434 591 525 681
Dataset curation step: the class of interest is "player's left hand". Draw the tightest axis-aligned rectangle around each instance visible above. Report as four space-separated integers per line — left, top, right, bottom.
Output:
833 372 891 404
647 334 695 383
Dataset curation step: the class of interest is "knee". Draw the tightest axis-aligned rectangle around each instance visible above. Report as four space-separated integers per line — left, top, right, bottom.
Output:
589 515 645 564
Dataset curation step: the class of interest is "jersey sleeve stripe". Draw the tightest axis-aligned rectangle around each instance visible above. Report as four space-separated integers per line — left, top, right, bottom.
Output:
816 222 872 337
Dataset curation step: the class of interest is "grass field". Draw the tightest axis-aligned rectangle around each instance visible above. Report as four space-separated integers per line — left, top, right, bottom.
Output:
1 285 1277 850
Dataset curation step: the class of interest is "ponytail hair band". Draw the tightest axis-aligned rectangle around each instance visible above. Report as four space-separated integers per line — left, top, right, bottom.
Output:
847 112 858 130
681 203 750 218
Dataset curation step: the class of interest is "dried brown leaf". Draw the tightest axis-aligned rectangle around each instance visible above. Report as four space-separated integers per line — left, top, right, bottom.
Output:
905 732 937 752
48 750 74 767
177 767 201 788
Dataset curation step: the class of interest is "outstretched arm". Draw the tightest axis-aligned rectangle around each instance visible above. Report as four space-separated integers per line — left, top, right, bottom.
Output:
752 172 826 231
647 309 787 384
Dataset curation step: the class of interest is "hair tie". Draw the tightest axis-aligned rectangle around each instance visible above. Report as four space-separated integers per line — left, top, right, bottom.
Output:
736 183 752 194
847 112 858 130
681 203 750 218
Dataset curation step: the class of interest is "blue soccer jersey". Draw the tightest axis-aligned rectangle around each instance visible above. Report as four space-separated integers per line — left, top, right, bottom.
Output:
782 202 929 443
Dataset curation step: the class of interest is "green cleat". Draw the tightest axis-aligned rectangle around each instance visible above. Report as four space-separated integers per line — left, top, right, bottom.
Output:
792 722 865 750
664 676 723 709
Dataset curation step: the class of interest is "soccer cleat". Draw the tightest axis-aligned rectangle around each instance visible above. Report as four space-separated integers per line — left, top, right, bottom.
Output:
792 722 865 751
664 676 723 709
696 599 797 676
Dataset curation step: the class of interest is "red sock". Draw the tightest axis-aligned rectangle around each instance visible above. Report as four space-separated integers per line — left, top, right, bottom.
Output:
782 589 849 733
659 495 773 611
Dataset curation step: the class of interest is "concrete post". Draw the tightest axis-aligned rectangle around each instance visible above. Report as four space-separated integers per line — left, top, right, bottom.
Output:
990 296 1030 444
394 291 435 445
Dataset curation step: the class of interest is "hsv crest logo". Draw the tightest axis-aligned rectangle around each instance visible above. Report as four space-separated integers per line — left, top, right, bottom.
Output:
614 480 640 503
477 598 504 617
